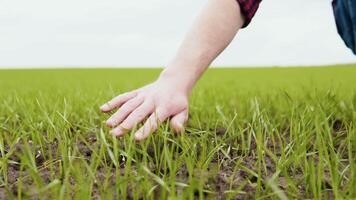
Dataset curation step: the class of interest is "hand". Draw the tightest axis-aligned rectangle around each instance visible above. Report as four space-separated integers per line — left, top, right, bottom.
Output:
100 76 189 141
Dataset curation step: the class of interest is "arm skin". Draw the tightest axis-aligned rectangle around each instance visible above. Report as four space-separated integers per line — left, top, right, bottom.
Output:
100 0 245 141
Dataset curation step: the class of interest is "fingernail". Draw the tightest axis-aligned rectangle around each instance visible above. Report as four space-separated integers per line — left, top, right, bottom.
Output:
100 104 109 111
176 122 183 128
111 128 122 136
110 129 116 135
106 119 114 127
134 132 143 141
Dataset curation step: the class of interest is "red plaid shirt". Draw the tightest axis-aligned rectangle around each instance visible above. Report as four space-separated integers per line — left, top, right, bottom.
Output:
237 0 262 28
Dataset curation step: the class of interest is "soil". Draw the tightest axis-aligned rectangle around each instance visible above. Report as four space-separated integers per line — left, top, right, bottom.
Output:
1 121 350 199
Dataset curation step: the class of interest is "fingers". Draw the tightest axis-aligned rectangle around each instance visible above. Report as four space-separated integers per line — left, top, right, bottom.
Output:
110 101 154 136
106 96 144 128
134 108 169 141
170 109 188 133
100 91 137 112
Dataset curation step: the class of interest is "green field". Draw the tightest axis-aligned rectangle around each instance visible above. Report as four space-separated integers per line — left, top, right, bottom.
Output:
0 65 355 199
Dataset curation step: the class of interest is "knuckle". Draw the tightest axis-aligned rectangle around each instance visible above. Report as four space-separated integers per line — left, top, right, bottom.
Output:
135 112 145 120
169 96 188 107
120 124 130 130
129 112 143 122
113 95 123 102
120 107 130 114
125 102 137 111
126 105 135 111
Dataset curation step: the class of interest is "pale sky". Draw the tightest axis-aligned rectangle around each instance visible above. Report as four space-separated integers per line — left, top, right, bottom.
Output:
0 0 355 68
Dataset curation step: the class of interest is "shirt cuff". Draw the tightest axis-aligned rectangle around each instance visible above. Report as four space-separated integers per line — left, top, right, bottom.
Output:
236 0 262 28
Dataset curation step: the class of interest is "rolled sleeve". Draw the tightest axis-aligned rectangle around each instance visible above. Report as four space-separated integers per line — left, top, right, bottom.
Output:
236 0 262 28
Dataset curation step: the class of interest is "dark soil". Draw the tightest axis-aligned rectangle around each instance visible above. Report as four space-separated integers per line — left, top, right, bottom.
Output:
0 121 350 199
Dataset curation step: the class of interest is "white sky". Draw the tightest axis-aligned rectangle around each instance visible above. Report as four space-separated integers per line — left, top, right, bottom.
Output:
0 0 355 68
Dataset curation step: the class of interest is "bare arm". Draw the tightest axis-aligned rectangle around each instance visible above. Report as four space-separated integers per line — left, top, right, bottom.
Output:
100 0 245 140
160 0 245 93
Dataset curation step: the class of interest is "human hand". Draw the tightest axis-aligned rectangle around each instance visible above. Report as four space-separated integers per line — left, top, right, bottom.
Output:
100 76 190 141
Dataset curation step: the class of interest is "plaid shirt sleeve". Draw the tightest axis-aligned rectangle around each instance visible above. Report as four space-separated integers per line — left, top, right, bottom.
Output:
236 0 262 28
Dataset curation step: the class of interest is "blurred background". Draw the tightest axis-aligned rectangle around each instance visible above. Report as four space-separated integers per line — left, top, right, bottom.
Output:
0 0 355 68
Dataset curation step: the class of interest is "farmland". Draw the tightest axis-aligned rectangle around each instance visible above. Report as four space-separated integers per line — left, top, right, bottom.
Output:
0 65 355 199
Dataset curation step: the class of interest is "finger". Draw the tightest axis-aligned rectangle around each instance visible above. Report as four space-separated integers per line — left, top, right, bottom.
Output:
170 109 188 134
111 101 154 136
100 91 137 112
106 96 144 128
134 108 169 141
109 126 128 137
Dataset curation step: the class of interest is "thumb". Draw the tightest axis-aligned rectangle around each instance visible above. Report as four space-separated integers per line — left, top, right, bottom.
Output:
170 109 188 133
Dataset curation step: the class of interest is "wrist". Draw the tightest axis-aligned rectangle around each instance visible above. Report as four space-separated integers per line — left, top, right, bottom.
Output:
158 67 197 95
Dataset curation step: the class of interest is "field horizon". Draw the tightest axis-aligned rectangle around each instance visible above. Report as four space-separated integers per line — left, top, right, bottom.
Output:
0 63 355 70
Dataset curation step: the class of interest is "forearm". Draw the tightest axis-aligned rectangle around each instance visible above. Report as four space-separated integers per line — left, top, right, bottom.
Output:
159 0 245 93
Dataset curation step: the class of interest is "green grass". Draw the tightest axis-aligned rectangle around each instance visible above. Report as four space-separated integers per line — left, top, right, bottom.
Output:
0 65 355 199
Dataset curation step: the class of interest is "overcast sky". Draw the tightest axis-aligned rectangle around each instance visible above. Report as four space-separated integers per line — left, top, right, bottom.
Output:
0 0 355 68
